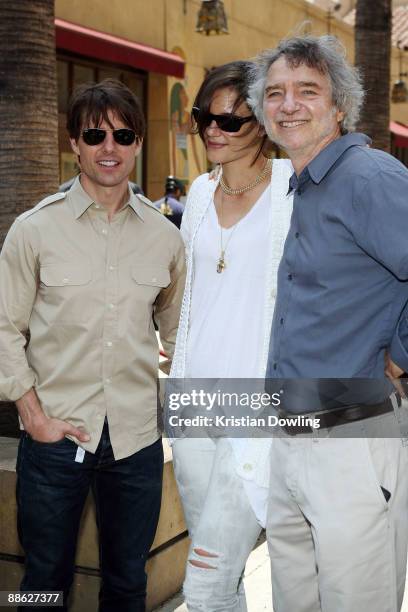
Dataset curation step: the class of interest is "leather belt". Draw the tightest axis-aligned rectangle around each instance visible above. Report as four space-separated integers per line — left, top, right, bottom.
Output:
279 397 395 436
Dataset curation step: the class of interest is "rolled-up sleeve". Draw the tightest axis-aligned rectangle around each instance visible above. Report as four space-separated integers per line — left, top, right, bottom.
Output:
0 218 38 400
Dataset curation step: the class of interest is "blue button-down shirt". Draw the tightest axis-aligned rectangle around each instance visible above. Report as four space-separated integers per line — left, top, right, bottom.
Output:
266 133 408 387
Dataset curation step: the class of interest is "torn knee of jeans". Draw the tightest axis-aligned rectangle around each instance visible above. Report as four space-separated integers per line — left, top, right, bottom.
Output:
193 547 219 558
188 547 219 569
189 558 217 569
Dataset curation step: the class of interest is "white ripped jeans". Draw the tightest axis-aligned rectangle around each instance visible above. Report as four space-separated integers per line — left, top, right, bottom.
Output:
172 437 262 612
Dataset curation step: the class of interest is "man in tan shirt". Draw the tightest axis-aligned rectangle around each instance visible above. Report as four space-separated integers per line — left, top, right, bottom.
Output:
0 79 185 612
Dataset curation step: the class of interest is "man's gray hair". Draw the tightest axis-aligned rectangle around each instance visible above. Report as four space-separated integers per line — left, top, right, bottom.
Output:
248 35 364 133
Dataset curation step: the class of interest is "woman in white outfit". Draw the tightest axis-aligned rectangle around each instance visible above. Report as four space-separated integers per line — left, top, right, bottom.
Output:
169 61 293 611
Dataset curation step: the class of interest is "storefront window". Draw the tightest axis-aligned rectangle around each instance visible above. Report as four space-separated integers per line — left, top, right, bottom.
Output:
57 61 69 114
391 138 408 167
72 64 96 89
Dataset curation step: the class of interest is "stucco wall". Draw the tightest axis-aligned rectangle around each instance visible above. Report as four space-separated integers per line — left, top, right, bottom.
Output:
55 0 408 194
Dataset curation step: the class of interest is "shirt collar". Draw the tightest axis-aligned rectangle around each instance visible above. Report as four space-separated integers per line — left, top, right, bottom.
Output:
68 175 144 221
305 132 371 185
68 176 94 218
288 172 300 194
128 190 145 221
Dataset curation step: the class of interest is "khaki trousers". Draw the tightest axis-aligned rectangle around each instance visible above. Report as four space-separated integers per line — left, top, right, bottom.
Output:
267 413 408 612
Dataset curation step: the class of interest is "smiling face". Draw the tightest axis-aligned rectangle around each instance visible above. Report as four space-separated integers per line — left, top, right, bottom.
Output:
263 56 344 173
70 109 142 194
204 87 262 166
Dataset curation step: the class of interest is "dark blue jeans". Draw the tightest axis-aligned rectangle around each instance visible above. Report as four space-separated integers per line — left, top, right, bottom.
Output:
16 421 163 612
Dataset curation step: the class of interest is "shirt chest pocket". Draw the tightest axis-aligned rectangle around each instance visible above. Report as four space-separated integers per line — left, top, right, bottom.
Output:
131 265 171 306
39 264 93 325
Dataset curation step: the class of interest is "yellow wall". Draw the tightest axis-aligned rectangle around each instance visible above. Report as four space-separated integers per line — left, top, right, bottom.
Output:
55 0 408 197
56 0 166 49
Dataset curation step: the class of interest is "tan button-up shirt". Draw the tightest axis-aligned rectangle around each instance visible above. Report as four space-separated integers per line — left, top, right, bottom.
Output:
0 178 186 459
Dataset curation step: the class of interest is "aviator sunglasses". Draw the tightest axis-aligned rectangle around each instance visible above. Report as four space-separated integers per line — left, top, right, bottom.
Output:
192 106 254 133
82 128 138 146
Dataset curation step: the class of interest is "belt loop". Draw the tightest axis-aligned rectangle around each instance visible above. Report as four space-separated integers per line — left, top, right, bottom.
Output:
391 392 408 446
311 411 320 442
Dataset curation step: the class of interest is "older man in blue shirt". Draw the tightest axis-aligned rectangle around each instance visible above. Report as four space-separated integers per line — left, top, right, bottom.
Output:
250 36 408 612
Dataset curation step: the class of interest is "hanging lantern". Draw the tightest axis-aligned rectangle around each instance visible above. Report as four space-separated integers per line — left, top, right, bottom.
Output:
392 79 408 104
196 0 229 36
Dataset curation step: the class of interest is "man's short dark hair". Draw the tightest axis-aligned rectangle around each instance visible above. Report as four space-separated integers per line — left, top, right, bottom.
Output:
67 78 146 141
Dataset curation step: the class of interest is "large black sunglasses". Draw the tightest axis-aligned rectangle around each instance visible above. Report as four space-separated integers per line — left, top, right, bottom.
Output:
192 106 254 133
82 128 137 146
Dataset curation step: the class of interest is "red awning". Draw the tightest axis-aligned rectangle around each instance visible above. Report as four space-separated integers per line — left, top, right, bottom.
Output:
55 18 185 78
390 121 408 148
